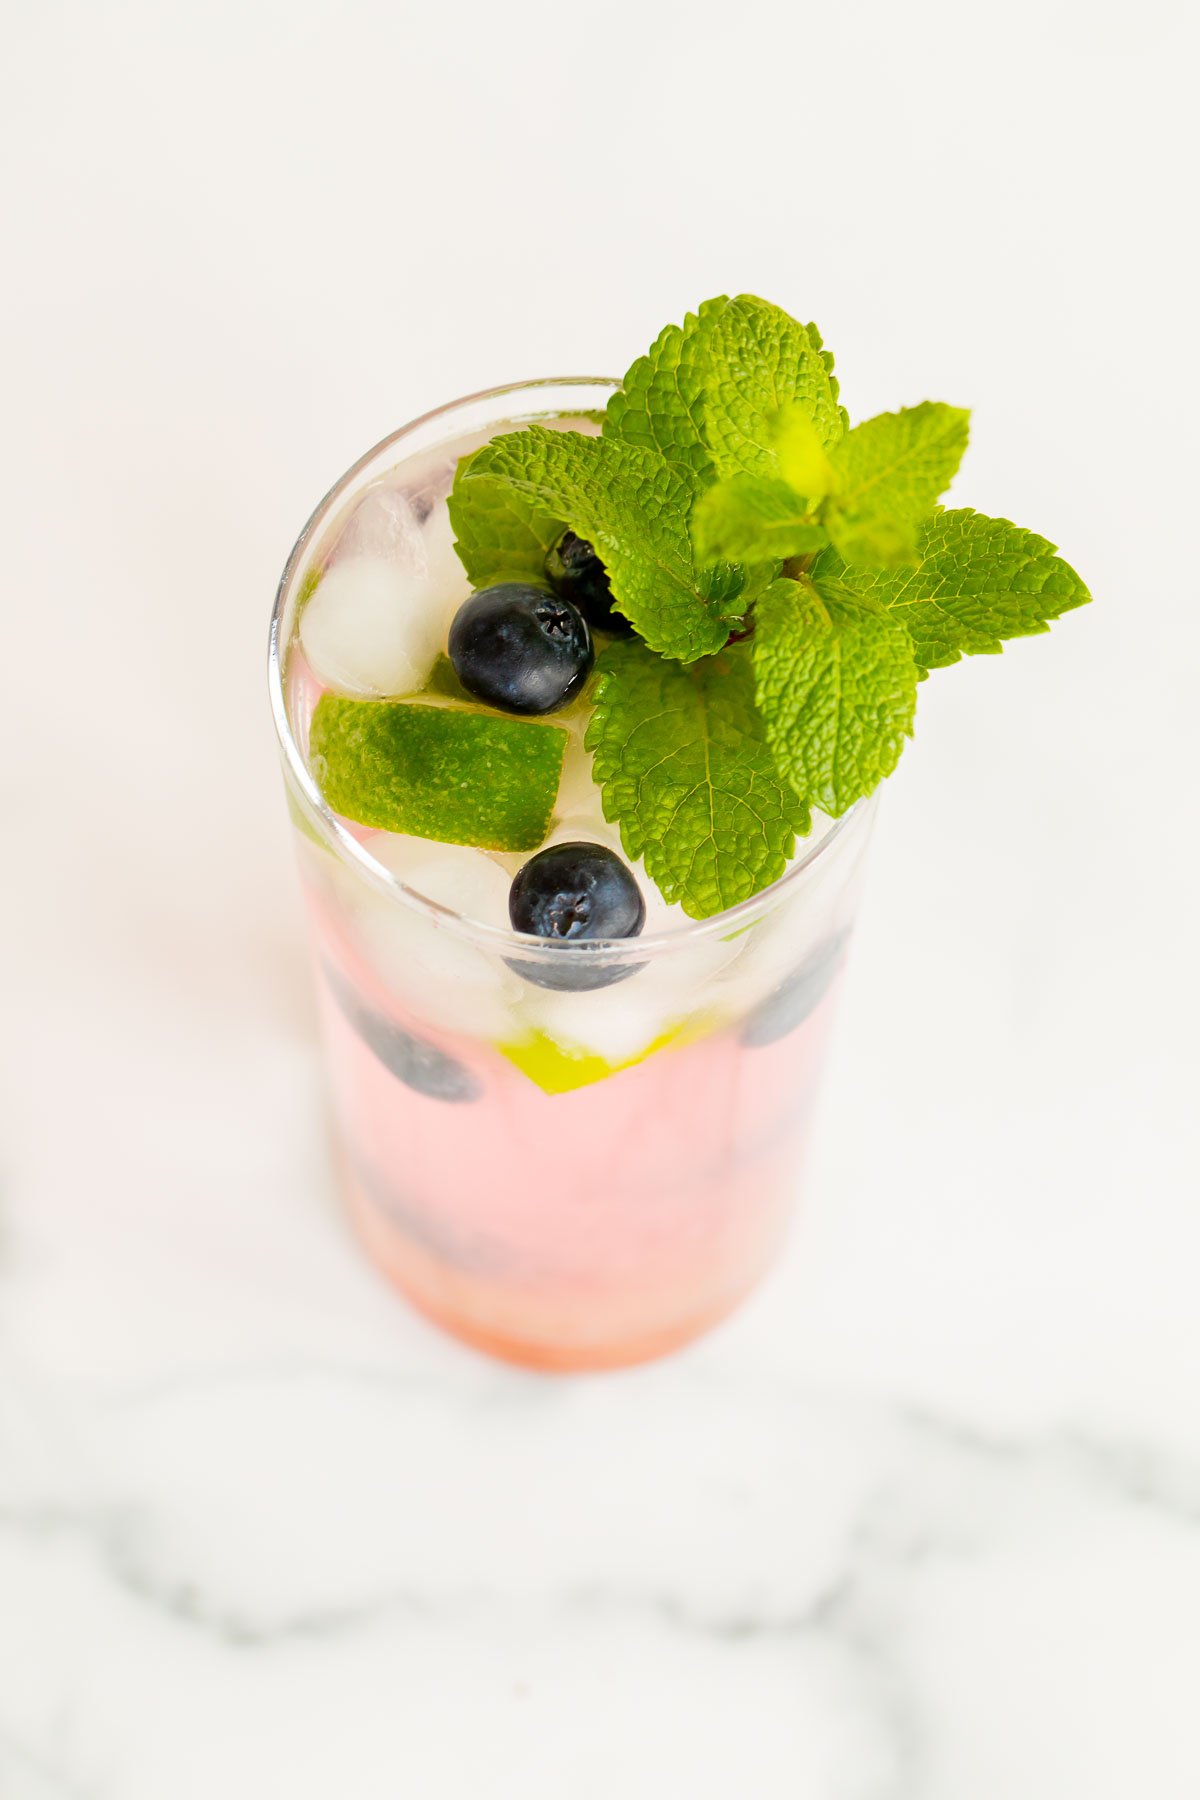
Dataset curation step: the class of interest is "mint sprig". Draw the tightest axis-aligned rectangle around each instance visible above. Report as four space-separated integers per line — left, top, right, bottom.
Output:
446 294 1090 919
449 423 758 663
693 398 971 571
586 640 809 919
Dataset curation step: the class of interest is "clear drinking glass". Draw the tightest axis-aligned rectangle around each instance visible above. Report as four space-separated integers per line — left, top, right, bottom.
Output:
269 380 876 1371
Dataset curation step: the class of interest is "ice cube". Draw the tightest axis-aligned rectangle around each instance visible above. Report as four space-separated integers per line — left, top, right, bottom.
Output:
519 963 676 1066
373 833 512 928
399 454 457 522
521 925 742 1063
334 482 427 564
299 554 442 697
554 731 601 815
301 479 472 697
540 731 620 854
422 502 472 634
349 834 523 1040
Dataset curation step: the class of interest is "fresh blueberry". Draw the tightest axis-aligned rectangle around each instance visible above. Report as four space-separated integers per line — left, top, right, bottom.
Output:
448 582 593 715
544 530 633 637
739 934 848 1047
322 964 481 1101
508 842 645 990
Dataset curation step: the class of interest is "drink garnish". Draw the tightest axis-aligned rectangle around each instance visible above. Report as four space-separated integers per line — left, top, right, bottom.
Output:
310 695 566 851
447 294 1090 918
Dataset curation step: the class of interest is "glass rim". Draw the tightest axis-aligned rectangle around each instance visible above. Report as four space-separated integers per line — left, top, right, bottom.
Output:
268 376 868 962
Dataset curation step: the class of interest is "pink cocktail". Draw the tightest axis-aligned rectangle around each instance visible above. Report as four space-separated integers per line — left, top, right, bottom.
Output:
270 380 874 1370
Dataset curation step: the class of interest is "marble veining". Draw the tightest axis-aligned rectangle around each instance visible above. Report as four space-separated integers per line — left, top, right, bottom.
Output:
5 1343 1200 1797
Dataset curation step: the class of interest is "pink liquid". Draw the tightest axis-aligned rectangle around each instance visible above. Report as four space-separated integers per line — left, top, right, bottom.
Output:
304 868 840 1369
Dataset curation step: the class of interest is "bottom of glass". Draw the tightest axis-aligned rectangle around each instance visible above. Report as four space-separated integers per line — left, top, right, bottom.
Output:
341 1167 787 1373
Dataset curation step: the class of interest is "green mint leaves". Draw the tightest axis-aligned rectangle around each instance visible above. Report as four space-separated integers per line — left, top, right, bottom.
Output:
449 425 750 662
605 296 846 481
310 696 566 850
812 508 1092 672
693 398 971 570
692 475 828 565
754 577 918 816
822 402 971 567
447 294 1090 919
686 300 847 476
586 640 809 918
603 299 721 478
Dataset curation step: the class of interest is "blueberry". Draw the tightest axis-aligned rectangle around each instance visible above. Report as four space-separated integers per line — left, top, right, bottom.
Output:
508 842 645 991
322 964 481 1101
448 582 593 715
739 934 848 1048
544 531 633 637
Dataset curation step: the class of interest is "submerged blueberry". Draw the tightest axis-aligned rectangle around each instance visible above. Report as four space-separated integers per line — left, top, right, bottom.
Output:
448 582 593 715
544 531 633 637
508 841 645 991
739 934 848 1047
322 964 481 1101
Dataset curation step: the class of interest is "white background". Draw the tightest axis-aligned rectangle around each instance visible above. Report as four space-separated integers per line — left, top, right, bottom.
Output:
2 2 1198 1796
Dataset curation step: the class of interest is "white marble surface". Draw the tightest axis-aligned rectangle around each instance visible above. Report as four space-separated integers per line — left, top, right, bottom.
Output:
3 1 1199 1794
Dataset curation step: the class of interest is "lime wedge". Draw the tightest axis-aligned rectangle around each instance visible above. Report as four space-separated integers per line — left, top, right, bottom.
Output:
499 1026 683 1095
310 695 567 851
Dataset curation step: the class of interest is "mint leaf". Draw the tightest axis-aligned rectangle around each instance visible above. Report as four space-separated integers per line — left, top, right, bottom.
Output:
815 507 1091 671
586 639 810 920
606 295 845 485
772 403 839 498
690 399 970 574
692 475 829 563
696 296 846 476
805 319 851 437
689 404 837 565
603 298 724 478
447 443 563 589
753 576 919 815
450 426 744 662
824 403 970 567
310 696 567 850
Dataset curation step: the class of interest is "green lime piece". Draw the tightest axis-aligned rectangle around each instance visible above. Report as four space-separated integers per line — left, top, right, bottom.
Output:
310 695 567 851
498 1025 684 1095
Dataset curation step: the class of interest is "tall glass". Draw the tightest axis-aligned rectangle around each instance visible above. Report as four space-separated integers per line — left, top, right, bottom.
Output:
270 380 876 1371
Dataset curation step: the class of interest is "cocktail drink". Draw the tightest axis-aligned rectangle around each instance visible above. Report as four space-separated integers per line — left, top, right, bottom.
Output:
272 385 873 1368
270 303 1088 1371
